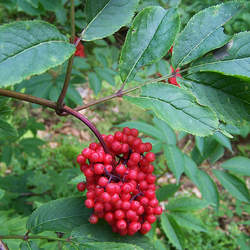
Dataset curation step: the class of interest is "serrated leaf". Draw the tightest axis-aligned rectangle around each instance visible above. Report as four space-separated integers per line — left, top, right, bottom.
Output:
88 72 102 95
120 7 179 83
156 184 179 202
153 117 176 145
221 156 250 176
164 145 184 183
0 118 17 140
71 221 154 250
212 170 250 203
116 121 163 140
190 32 250 80
126 83 219 136
171 212 207 232
166 197 210 212
184 155 219 208
213 131 232 151
27 197 91 234
160 213 184 250
82 0 139 41
0 21 75 87
172 1 243 68
181 73 250 126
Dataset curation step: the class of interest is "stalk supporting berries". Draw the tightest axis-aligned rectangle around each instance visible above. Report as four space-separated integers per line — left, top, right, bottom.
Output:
76 127 163 236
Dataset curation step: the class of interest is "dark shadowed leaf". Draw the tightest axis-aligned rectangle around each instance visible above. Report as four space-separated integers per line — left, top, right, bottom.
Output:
27 197 91 233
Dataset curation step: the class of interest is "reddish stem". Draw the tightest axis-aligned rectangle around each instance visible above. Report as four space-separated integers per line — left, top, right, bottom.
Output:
63 106 110 153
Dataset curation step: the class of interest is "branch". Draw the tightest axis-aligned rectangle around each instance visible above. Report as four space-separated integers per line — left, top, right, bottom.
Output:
73 67 189 112
0 89 57 110
63 106 110 154
56 0 75 114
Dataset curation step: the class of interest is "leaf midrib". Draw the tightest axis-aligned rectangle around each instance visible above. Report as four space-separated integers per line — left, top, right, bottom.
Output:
139 95 217 130
0 40 69 64
188 77 250 106
29 213 87 232
124 9 168 83
177 4 243 67
82 0 111 38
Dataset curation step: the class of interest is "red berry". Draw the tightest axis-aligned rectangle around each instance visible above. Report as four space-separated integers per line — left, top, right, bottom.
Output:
130 153 141 163
145 152 155 162
77 155 86 165
89 214 98 224
154 206 163 215
123 127 131 135
116 164 126 176
85 199 94 208
140 221 151 234
115 209 125 220
94 163 104 174
101 192 111 202
104 212 114 223
117 219 127 230
98 177 108 187
77 182 86 192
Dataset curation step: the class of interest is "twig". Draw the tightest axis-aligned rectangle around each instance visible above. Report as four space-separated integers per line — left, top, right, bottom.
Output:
0 89 56 110
56 0 75 114
62 106 110 153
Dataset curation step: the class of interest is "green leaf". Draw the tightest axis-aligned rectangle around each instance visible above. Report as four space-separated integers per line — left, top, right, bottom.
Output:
181 73 250 126
126 83 219 136
69 174 86 185
171 212 207 232
153 117 177 145
156 184 179 202
190 32 250 80
160 213 185 250
0 188 5 200
172 1 243 68
164 145 184 183
84 242 143 250
95 67 116 86
184 155 219 208
82 0 139 41
208 144 225 165
213 131 232 152
20 241 39 250
27 197 91 234
166 197 210 212
73 57 91 70
88 72 102 95
71 221 155 250
1 145 13 166
212 169 250 203
221 156 250 176
119 7 179 83
0 21 75 87
0 118 17 140
116 121 163 140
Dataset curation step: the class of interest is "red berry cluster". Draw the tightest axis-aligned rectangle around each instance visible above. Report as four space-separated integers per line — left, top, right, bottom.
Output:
76 127 163 236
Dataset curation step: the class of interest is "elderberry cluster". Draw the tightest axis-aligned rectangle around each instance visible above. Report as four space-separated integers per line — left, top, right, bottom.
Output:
76 127 162 236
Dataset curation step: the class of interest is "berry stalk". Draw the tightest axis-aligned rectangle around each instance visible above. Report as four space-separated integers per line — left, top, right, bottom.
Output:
63 106 110 153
